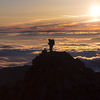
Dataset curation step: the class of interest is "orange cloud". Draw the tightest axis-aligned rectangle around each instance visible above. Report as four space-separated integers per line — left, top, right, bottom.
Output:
0 15 100 32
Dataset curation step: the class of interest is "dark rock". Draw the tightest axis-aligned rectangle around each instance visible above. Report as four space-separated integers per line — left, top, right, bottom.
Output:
0 51 100 100
0 65 31 89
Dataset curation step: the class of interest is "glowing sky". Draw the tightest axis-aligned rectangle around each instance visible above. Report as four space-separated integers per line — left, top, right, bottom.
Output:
0 0 100 32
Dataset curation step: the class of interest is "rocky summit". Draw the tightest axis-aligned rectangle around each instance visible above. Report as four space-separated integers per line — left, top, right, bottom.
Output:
0 51 100 100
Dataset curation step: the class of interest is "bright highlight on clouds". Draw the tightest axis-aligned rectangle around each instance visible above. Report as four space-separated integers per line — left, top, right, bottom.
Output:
0 32 100 71
0 0 100 32
1 0 100 72
0 14 100 33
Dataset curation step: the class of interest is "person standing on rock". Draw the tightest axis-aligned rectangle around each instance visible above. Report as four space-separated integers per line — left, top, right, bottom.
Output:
48 39 55 52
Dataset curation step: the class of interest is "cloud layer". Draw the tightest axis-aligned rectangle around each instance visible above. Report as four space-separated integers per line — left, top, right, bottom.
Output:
0 32 100 72
0 15 100 32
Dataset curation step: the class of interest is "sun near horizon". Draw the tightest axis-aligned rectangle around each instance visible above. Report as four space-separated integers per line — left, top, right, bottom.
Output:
0 1 100 32
90 5 100 17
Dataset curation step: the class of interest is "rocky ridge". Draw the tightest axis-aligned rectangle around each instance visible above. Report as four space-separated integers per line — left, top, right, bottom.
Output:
0 51 100 100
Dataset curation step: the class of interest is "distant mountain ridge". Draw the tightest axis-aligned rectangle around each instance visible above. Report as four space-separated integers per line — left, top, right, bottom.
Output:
0 51 100 100
0 65 31 88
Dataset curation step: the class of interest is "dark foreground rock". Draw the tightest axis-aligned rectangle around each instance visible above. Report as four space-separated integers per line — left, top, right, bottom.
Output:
0 65 31 88
0 51 100 100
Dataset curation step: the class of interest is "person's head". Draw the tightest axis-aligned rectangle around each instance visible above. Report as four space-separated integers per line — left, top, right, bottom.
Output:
48 39 51 42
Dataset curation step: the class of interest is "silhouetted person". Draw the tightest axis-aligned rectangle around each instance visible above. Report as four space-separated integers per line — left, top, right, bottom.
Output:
42 48 47 54
48 39 55 52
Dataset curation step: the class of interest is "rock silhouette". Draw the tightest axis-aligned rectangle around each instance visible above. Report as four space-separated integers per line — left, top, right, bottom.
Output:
0 51 100 100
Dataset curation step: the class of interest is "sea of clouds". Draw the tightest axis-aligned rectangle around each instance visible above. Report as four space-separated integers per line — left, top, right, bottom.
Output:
0 32 100 72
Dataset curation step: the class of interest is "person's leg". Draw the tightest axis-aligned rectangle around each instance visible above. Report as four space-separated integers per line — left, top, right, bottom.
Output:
50 45 53 52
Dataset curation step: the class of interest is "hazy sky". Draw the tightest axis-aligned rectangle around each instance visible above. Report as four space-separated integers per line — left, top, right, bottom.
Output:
0 0 100 32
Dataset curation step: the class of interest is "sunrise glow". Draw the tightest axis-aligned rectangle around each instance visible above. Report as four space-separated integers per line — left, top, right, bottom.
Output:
91 5 100 17
0 1 100 32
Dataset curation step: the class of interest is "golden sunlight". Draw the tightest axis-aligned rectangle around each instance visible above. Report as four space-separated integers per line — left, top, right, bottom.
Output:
91 5 100 17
